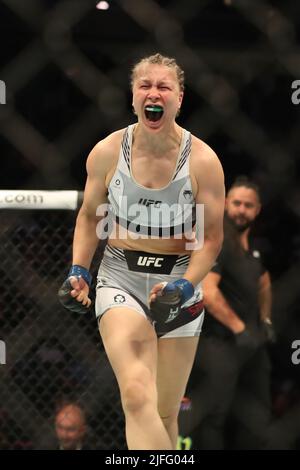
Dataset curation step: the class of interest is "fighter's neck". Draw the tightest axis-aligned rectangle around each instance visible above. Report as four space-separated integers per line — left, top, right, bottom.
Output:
132 123 182 155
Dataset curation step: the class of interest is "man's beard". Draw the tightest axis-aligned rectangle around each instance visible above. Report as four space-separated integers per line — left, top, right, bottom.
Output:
227 215 253 233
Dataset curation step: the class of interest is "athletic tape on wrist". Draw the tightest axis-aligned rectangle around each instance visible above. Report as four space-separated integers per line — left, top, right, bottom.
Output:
68 265 92 286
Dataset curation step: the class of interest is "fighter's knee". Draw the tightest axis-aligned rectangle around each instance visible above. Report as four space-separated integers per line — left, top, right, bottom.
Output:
122 379 152 413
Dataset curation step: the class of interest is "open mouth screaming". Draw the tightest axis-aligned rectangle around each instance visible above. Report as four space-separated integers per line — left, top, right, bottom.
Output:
144 105 164 122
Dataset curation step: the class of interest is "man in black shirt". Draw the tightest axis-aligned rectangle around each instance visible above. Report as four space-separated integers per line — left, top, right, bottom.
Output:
183 176 274 449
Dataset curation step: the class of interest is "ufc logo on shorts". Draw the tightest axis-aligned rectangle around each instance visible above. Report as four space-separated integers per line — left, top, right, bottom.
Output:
165 307 179 323
137 256 164 267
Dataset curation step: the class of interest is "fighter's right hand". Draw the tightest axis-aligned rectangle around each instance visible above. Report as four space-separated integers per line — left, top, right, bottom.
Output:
58 265 92 314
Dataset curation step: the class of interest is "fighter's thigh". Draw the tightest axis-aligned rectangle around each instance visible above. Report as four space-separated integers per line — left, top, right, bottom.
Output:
156 336 199 416
99 307 158 386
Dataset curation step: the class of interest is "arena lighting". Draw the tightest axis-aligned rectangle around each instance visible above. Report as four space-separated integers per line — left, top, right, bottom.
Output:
96 1 110 10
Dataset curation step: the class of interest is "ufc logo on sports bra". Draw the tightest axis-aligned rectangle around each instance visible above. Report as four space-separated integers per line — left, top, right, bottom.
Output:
137 256 164 267
138 198 162 208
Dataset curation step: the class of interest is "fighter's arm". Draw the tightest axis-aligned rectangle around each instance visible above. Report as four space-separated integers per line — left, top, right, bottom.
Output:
182 143 225 287
149 143 225 313
58 139 113 313
72 141 111 270
202 272 245 333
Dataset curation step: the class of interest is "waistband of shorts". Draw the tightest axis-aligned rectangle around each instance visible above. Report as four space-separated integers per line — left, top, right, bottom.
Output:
104 245 190 274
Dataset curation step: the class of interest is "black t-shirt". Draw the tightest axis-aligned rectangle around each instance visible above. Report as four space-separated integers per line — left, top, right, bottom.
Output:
204 236 266 338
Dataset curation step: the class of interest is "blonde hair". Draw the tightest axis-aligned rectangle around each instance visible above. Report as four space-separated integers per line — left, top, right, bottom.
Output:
131 53 185 92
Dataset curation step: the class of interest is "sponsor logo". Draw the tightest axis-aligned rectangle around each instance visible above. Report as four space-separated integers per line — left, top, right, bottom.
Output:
185 300 204 317
114 294 125 303
137 256 164 267
0 193 44 204
165 307 179 323
183 190 193 200
138 198 162 208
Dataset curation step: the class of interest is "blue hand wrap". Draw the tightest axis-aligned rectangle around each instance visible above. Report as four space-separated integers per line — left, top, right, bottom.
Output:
164 278 194 305
68 265 92 286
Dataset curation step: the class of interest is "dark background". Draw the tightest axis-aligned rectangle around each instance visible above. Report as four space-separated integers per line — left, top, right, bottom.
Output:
0 0 300 449
1 0 300 277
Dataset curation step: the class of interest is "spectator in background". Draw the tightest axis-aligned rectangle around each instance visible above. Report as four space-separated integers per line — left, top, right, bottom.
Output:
35 398 102 450
185 176 275 449
54 400 88 450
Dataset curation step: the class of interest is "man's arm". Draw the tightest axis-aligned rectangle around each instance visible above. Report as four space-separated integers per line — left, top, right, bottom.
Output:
258 270 276 342
202 272 245 333
183 144 225 287
258 271 272 322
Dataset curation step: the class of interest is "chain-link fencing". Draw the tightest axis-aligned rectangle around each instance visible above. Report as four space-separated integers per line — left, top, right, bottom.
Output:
0 193 126 449
1 0 300 451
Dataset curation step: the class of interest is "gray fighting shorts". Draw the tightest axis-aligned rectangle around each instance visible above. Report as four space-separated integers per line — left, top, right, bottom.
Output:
95 245 205 338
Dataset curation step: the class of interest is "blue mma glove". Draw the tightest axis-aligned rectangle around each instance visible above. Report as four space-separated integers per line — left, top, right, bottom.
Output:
150 279 194 324
58 265 92 314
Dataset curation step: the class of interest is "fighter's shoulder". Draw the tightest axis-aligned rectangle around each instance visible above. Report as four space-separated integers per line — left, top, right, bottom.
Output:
90 128 125 160
190 134 223 175
190 135 220 163
86 128 126 173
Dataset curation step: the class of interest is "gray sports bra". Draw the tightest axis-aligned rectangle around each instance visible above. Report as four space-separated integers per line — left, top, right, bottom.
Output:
107 125 196 238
